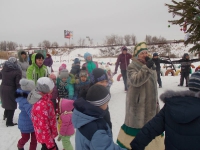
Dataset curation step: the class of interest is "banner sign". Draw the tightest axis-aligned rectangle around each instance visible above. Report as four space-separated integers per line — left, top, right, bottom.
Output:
64 30 73 39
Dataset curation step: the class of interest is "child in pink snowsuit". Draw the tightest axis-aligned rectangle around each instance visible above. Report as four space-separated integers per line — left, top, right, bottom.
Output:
58 99 75 150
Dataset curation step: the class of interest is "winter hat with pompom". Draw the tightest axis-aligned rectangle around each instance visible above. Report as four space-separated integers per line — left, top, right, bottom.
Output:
86 84 111 106
60 69 69 79
36 77 54 93
188 71 200 92
59 64 67 72
20 79 35 91
84 52 92 60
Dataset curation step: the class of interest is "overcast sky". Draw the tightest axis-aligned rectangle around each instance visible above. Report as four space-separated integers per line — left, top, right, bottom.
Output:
0 0 184 46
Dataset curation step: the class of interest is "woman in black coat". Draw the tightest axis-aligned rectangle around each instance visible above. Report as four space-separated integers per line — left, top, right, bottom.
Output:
130 71 200 150
0 57 22 127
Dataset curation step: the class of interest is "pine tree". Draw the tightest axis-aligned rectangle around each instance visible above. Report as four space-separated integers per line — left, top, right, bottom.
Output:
165 0 200 54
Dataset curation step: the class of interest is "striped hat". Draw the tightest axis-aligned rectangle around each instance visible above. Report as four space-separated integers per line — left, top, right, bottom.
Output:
188 71 200 92
133 42 148 57
86 84 111 107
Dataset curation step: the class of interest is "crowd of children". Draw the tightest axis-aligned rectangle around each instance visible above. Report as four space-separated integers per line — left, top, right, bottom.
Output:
14 54 114 150
3 49 200 150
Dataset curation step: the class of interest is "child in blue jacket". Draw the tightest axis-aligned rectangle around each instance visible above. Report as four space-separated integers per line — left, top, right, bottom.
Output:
15 79 37 150
56 69 74 99
72 84 126 150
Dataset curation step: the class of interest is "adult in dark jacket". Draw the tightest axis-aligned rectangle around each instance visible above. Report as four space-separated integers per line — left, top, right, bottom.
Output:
172 53 199 87
152 52 171 88
114 46 132 91
0 57 22 126
130 71 200 150
43 53 53 73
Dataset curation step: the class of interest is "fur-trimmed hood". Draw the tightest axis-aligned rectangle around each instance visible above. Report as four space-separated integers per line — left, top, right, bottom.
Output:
160 90 200 103
160 90 200 124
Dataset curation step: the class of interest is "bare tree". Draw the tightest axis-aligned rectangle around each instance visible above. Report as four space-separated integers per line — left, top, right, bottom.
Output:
105 34 118 45
116 36 124 45
145 35 152 44
124 35 131 46
28 44 33 49
7 41 18 51
158 36 167 43
131 34 137 45
19 44 23 49
145 35 167 44
78 38 85 46
42 40 51 48
38 42 42 47
51 42 59 48
0 41 7 51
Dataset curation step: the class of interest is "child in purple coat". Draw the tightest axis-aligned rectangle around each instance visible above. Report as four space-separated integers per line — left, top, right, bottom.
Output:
57 99 75 150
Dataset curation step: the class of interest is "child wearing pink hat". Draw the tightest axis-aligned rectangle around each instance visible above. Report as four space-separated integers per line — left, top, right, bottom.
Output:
57 99 75 150
59 64 67 72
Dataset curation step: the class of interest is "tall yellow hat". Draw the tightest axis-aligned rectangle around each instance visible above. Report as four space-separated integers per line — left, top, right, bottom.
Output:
134 42 148 57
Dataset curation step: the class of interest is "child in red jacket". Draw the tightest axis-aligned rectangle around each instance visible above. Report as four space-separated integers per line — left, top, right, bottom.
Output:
27 77 58 150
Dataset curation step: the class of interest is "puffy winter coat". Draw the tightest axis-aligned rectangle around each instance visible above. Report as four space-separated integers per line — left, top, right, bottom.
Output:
15 89 34 133
115 52 132 72
28 90 58 149
72 98 126 150
56 77 74 99
74 79 90 100
82 61 98 74
43 55 53 67
0 61 21 110
51 84 58 100
17 50 29 78
58 99 75 136
70 64 80 78
26 53 48 84
131 90 200 150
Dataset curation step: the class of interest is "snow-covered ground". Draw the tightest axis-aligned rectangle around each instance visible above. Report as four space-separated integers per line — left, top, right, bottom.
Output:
0 48 200 149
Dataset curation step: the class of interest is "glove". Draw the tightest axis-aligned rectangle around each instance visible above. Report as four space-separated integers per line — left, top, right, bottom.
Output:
145 56 154 69
57 135 62 141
